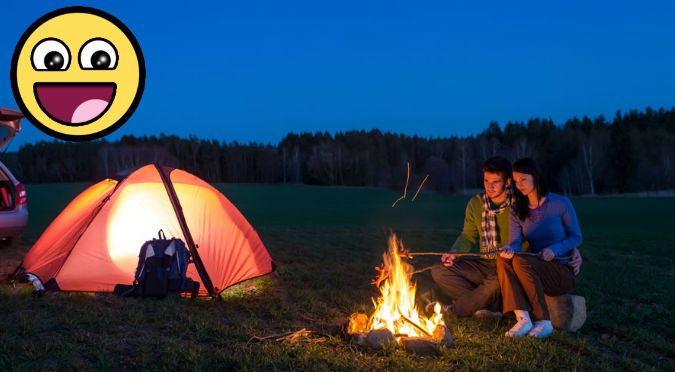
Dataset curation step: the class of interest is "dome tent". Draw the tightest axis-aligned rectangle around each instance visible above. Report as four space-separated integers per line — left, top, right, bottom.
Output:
16 164 273 297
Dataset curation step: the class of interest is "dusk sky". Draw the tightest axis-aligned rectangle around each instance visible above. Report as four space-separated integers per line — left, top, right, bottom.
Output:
1 0 673 148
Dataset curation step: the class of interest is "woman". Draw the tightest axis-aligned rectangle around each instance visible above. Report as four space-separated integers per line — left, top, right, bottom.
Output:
497 158 582 338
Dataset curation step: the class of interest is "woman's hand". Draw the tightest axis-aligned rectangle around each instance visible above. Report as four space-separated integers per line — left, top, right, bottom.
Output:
567 248 582 275
441 251 456 267
499 246 514 259
538 248 555 261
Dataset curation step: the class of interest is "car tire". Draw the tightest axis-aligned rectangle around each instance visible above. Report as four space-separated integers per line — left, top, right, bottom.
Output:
0 235 21 248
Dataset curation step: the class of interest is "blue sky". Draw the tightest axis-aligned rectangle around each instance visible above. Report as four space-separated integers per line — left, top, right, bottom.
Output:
1 0 673 148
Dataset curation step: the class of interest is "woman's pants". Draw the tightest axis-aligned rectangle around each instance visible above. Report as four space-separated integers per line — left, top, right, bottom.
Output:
496 255 575 321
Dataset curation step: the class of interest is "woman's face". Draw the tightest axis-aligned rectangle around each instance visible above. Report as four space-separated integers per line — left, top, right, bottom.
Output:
512 171 535 197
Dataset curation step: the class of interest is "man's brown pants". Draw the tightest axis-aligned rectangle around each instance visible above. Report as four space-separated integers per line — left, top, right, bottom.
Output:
496 255 575 321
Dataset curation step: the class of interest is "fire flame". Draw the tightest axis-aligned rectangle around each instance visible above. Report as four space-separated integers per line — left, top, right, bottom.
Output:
368 234 444 337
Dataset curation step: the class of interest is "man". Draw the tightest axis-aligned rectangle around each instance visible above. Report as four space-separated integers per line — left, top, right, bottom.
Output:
431 157 582 318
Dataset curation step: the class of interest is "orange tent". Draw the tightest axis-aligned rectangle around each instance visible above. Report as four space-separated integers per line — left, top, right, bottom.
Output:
17 164 273 297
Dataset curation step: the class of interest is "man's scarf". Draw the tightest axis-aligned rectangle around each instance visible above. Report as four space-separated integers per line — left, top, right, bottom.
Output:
480 188 513 258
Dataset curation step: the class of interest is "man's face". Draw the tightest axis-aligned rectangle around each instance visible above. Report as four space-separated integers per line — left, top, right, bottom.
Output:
483 171 509 200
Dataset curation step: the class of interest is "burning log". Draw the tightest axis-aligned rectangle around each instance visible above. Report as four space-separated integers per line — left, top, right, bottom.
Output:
344 313 369 346
398 311 432 337
347 313 369 334
346 316 454 352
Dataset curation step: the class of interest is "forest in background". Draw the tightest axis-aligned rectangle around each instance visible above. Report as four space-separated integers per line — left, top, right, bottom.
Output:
2 106 673 195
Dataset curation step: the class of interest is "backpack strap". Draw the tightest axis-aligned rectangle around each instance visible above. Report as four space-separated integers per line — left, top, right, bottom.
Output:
158 229 167 240
119 285 137 297
133 242 156 285
176 241 190 290
164 240 176 256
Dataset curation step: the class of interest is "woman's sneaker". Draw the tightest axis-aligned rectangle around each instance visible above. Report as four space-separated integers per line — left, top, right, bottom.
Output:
505 316 533 337
528 320 553 338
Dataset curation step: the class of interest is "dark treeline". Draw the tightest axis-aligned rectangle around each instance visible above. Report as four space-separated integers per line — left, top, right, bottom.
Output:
2 107 673 195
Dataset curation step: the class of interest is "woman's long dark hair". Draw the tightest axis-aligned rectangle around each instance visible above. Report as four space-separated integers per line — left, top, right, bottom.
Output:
512 158 548 221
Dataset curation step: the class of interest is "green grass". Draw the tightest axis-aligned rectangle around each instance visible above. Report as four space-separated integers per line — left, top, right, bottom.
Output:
1 183 673 371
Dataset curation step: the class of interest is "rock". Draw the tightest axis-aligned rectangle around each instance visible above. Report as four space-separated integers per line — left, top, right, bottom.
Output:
545 294 587 332
347 332 368 346
432 325 454 347
400 337 439 355
366 328 397 349
347 313 369 334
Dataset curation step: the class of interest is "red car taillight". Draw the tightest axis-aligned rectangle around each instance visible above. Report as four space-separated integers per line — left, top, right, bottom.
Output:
16 183 26 205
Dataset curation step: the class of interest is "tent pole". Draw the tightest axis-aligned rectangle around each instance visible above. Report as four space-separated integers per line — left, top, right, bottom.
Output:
155 164 217 298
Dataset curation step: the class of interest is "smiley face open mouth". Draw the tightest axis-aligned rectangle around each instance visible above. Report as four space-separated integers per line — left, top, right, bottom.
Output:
34 83 116 125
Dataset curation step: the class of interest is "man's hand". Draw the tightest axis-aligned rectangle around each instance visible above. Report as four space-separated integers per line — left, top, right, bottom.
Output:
538 248 555 261
397 248 412 259
441 252 456 267
499 246 514 259
567 248 582 276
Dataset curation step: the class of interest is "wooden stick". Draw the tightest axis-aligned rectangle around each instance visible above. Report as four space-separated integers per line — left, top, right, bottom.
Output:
374 265 434 286
411 174 429 201
407 252 490 257
405 251 572 261
383 251 572 283
411 266 435 275
398 311 432 337
392 162 410 207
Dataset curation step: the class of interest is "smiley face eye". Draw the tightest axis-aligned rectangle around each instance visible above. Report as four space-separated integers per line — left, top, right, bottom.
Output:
79 38 118 69
32 38 70 71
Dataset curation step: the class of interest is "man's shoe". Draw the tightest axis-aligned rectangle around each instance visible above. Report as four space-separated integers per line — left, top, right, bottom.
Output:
473 309 503 319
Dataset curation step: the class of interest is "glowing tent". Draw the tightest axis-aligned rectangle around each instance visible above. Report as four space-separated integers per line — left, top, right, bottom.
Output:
16 164 273 297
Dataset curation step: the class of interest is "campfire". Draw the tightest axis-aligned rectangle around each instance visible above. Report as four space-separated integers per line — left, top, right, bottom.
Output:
346 234 453 354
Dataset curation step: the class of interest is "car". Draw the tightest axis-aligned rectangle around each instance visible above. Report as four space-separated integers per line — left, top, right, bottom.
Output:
0 107 28 247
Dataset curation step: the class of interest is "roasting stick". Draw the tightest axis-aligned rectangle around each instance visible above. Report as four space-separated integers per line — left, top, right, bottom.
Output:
405 251 573 277
411 266 436 275
402 251 573 261
374 251 572 286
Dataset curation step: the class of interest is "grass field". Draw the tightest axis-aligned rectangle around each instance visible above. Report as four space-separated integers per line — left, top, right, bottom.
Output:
1 183 673 371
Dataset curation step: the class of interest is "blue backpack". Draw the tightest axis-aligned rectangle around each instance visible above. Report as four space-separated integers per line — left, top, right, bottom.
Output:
116 230 199 297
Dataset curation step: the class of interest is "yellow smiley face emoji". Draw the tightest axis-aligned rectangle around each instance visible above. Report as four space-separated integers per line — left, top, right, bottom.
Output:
11 7 145 141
